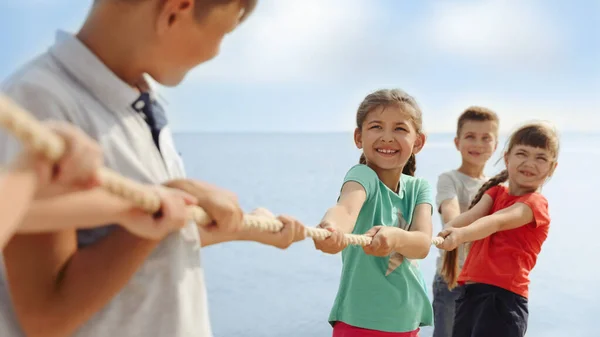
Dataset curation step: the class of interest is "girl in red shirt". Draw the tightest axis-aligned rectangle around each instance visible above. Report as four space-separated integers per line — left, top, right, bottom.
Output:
436 122 559 337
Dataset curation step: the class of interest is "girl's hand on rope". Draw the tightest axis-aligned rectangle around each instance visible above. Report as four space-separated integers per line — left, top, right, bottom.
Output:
313 221 347 254
163 179 243 233
119 186 198 240
436 227 463 251
250 207 306 249
362 226 400 257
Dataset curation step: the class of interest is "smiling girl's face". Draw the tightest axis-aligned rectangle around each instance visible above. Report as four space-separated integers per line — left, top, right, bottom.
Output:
354 104 424 173
505 144 556 192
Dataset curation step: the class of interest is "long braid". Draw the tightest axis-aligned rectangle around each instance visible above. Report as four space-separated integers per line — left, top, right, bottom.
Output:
359 153 367 165
468 170 508 209
402 154 416 176
440 169 509 289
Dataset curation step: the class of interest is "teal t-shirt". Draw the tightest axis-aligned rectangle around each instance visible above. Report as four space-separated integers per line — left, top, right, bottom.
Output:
328 164 434 332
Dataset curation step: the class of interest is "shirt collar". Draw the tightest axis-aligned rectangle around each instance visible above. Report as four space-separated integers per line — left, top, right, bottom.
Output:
48 30 147 113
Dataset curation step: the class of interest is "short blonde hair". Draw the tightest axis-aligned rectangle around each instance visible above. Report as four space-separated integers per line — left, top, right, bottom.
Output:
456 106 499 137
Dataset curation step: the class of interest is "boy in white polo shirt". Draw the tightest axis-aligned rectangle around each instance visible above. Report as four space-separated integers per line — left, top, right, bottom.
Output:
0 1 304 336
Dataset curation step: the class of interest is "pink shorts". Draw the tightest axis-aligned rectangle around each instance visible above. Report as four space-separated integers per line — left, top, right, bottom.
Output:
333 322 420 337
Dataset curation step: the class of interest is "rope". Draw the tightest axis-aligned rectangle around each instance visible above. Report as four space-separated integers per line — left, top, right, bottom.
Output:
0 93 444 247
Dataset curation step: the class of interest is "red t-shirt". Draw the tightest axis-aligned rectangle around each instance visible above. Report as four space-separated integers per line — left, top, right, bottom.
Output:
458 185 550 298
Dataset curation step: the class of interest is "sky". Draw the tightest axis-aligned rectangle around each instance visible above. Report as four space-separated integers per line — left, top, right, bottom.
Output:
0 0 598 133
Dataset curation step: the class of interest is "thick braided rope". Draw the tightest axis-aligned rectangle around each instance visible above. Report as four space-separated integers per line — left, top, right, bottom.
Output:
0 93 444 247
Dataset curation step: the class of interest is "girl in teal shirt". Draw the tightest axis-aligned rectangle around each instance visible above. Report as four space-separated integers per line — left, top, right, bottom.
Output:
314 89 434 336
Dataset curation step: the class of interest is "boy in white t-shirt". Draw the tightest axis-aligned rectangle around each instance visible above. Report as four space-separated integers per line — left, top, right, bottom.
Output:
432 107 499 337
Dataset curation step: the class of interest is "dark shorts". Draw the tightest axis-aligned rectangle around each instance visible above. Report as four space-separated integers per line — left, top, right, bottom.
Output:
453 283 529 337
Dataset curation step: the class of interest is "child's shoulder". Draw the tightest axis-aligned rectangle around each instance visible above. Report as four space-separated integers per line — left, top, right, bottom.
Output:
436 169 459 183
344 164 378 179
402 173 429 184
439 169 457 178
0 53 76 164
440 169 487 184
519 190 549 208
506 190 550 228
342 164 381 196
2 52 75 115
484 184 507 198
4 49 61 86
489 185 549 205
401 173 431 192
532 191 549 204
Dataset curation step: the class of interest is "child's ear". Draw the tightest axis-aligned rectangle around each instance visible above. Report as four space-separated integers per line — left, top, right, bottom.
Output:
412 133 427 155
157 0 194 33
548 161 558 177
454 137 459 150
353 128 362 149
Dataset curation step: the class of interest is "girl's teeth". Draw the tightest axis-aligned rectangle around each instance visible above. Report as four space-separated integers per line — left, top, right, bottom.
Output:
377 149 396 154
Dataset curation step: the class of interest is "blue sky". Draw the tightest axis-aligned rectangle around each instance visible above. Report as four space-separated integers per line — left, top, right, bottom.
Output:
1 0 598 133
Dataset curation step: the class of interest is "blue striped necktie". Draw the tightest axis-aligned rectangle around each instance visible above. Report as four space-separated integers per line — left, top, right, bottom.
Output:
131 92 167 152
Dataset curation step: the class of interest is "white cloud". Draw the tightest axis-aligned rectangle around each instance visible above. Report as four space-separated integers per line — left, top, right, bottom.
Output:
188 0 567 84
189 0 381 83
425 0 564 68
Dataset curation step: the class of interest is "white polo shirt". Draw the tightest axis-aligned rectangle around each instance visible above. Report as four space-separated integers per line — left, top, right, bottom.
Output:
0 31 212 337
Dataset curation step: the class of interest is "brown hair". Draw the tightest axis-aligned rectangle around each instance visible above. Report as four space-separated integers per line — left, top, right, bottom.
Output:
356 89 423 177
102 0 257 22
456 106 499 137
440 121 560 289
194 0 257 23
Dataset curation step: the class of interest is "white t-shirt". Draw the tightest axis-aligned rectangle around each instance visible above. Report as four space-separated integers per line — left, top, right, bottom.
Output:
434 169 488 274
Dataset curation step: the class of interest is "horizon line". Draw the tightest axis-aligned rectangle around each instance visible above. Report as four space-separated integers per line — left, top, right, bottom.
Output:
173 130 600 135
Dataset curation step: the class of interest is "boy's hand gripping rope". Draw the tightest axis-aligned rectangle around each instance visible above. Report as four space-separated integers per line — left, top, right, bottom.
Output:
0 94 444 247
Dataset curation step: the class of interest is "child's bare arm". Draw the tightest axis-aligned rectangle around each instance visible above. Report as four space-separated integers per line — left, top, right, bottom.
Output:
313 181 367 255
439 198 461 225
18 186 196 240
437 202 535 251
445 194 494 229
436 174 461 224
395 203 433 259
458 203 534 242
319 181 366 234
18 188 133 233
0 119 104 248
3 188 190 337
4 229 158 337
0 166 39 248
